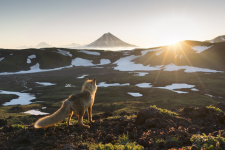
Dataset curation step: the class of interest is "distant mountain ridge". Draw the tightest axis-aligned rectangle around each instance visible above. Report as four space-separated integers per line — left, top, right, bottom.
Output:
36 42 52 48
205 35 225 43
0 40 225 74
87 32 136 48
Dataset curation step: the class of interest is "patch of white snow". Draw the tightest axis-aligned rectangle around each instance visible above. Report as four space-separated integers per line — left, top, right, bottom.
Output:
57 49 72 57
79 50 100 56
27 54 36 64
156 83 195 94
0 90 36 106
0 57 5 61
97 82 130 87
163 63 223 73
36 82 56 86
113 55 162 71
133 72 148 76
135 83 152 88
65 84 76 87
77 74 88 79
141 48 162 55
156 50 164 56
23 109 49 115
128 92 143 97
71 58 94 66
192 45 213 53
99 59 111 65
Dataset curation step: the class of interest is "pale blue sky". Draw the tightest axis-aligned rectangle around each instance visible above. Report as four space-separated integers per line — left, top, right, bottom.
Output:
0 0 225 48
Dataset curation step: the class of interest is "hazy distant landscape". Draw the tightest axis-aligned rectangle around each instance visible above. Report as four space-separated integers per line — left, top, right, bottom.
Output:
1 34 225 149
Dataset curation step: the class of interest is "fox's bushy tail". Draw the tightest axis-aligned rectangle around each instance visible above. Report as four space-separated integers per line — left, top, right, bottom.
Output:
34 100 71 128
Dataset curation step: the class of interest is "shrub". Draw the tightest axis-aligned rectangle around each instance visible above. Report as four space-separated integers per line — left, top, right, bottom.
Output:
190 133 225 150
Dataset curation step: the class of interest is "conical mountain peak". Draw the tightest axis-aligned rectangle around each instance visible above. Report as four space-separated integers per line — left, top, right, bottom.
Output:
87 33 136 48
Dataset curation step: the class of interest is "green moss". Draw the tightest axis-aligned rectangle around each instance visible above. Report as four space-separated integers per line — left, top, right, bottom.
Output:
206 105 222 113
11 124 27 129
150 105 178 116
90 133 144 150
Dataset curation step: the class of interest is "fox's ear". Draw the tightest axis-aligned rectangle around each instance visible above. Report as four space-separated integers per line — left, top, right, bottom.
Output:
92 78 96 84
85 78 89 81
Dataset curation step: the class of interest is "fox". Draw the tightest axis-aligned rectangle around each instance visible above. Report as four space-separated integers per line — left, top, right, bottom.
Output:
34 78 97 128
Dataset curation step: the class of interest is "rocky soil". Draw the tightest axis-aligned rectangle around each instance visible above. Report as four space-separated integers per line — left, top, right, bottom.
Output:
1 103 225 150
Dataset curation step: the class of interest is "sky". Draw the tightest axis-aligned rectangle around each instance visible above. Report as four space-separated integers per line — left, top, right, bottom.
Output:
0 0 225 49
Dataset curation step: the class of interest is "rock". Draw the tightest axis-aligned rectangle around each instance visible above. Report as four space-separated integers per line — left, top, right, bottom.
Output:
104 134 116 143
102 112 113 118
119 111 130 116
136 107 162 125
92 114 101 120
187 125 200 133
62 144 77 150
215 102 225 111
191 145 198 150
0 119 7 127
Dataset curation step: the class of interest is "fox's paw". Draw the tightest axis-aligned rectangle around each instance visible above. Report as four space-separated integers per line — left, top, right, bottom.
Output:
89 120 95 124
82 124 90 128
79 123 90 128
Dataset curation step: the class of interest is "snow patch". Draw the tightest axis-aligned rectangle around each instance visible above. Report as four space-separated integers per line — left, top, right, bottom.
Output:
57 49 72 57
99 59 111 65
135 83 152 88
128 92 143 97
192 45 213 53
23 109 49 115
133 72 148 76
141 48 162 55
156 50 164 56
36 82 56 86
77 74 89 79
65 84 76 87
191 88 199 91
0 63 71 75
79 50 100 56
163 63 223 73
97 82 130 87
72 58 94 66
156 83 195 94
113 55 162 71
205 94 213 97
27 54 36 64
0 90 36 106
0 57 5 61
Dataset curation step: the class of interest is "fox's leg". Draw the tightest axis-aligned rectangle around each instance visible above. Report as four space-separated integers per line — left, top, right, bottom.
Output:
67 111 73 126
78 109 90 128
87 106 92 123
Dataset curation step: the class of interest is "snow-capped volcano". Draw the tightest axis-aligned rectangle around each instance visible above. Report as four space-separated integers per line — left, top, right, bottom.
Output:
87 32 136 48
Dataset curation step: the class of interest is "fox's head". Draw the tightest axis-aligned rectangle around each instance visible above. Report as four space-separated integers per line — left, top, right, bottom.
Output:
82 78 97 93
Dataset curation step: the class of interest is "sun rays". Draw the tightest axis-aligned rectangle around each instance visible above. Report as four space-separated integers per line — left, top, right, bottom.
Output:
144 41 207 89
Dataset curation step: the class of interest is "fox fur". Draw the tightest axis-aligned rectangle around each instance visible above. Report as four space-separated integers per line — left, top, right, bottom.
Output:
34 78 97 128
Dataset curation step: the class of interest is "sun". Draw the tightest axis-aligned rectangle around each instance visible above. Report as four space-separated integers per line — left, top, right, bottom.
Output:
163 36 183 45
